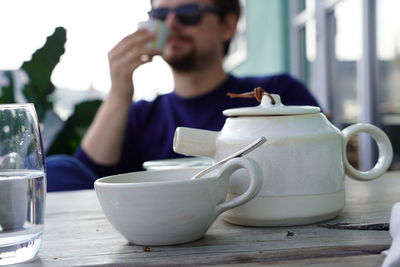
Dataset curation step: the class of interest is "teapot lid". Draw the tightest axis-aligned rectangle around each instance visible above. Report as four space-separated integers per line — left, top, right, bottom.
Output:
223 94 321 116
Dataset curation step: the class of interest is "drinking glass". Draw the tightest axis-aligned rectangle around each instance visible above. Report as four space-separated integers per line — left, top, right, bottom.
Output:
0 104 46 265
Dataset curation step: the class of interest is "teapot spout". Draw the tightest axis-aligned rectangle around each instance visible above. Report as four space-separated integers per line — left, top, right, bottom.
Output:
173 127 218 158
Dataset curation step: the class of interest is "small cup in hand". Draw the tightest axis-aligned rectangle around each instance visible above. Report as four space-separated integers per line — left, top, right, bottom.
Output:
138 19 170 51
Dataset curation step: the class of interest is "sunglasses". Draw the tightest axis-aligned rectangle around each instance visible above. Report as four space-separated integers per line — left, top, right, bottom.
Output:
148 3 220 26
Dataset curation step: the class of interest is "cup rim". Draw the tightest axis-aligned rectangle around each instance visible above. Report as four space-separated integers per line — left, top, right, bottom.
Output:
94 167 216 188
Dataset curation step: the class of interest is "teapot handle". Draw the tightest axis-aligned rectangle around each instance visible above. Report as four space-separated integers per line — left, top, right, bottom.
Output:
342 123 393 181
213 158 263 218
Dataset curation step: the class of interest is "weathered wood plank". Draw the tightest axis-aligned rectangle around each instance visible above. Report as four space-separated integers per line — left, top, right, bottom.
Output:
321 172 400 228
18 172 400 266
205 254 385 267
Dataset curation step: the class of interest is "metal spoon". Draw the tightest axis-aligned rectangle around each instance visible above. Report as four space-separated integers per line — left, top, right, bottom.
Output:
191 136 267 180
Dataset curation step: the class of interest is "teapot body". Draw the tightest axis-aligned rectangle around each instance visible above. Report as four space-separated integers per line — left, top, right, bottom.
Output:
215 113 346 226
173 94 393 226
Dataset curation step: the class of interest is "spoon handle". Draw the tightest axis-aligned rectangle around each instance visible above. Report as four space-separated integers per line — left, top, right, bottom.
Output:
191 136 267 179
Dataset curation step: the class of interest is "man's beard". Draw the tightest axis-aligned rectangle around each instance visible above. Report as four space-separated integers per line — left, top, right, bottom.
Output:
163 33 215 72
164 49 198 72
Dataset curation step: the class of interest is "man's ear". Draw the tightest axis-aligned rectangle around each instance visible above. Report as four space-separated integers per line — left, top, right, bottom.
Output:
221 13 239 42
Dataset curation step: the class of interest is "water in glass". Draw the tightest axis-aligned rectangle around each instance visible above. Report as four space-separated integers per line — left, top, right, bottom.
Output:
0 104 46 265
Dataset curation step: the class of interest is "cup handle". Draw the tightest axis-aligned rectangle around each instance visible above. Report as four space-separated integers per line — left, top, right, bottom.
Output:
213 158 263 217
342 123 393 181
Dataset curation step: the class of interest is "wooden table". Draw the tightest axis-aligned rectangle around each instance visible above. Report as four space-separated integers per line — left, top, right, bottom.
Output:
19 171 400 266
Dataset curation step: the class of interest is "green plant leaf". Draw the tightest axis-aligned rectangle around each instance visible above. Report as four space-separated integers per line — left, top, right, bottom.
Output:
46 99 102 155
21 27 66 120
0 71 16 103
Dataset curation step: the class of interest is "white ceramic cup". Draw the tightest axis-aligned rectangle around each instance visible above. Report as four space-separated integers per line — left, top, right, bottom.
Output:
138 18 170 50
95 158 263 246
0 153 27 230
0 178 28 231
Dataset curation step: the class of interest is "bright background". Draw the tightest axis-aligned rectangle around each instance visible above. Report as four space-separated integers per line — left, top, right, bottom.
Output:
2 0 399 102
0 0 174 101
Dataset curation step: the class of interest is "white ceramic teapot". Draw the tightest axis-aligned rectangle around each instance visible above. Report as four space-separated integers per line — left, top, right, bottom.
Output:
173 92 393 226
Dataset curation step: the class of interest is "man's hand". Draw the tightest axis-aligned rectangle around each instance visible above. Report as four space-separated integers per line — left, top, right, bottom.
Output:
108 29 160 99
81 30 161 165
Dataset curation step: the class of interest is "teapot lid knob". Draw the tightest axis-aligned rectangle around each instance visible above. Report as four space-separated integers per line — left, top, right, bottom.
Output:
224 87 320 116
261 94 284 108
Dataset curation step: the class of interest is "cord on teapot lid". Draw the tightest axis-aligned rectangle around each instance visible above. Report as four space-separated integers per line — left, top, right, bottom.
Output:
226 87 276 104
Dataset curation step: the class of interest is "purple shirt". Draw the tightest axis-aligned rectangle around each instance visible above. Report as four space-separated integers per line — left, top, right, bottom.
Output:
75 74 320 177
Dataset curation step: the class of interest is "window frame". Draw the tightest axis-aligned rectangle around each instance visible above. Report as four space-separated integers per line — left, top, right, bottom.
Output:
289 0 379 169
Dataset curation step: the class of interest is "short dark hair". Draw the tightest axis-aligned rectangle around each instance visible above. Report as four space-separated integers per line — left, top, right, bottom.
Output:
211 0 241 56
150 0 241 56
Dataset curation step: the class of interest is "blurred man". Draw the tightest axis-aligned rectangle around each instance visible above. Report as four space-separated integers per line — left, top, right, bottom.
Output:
46 0 319 191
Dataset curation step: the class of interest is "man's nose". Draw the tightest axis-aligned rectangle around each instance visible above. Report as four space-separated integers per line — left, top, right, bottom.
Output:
164 12 181 28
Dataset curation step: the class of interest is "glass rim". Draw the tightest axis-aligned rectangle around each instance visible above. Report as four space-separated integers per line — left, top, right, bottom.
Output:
0 103 36 111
